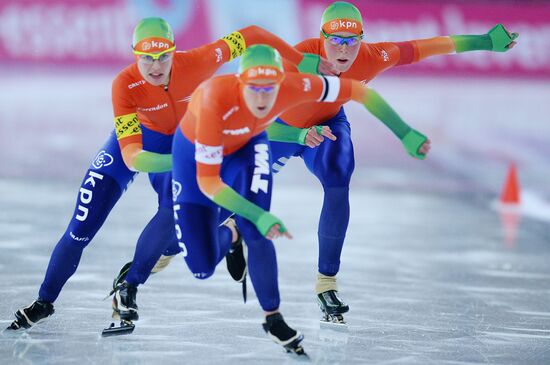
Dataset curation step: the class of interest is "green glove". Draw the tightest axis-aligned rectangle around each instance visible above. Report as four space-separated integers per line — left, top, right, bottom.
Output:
297 53 321 75
401 129 427 160
256 211 288 237
488 24 518 52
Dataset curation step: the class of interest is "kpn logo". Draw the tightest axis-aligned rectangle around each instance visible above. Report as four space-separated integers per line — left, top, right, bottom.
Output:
248 67 278 78
330 19 359 31
142 40 171 51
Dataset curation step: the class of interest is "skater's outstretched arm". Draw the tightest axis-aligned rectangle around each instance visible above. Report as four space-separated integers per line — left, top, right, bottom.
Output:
196 156 290 239
383 24 518 67
179 25 335 76
268 73 430 159
198 174 290 239
348 81 431 159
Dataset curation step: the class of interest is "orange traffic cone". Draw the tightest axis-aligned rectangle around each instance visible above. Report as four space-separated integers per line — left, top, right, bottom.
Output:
500 164 520 205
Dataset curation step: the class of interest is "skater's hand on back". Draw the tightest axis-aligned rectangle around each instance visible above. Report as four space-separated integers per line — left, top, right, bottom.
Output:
305 126 337 148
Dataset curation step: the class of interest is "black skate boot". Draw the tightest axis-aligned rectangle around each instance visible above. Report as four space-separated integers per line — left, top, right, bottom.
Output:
102 281 138 337
224 217 247 301
262 313 307 356
7 299 54 330
317 290 349 325
112 281 139 322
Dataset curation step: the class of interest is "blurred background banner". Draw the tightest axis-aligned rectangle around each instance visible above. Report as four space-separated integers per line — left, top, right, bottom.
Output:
1 0 549 78
0 0 212 68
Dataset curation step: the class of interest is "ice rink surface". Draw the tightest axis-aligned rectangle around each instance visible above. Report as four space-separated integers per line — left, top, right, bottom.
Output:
1 72 550 364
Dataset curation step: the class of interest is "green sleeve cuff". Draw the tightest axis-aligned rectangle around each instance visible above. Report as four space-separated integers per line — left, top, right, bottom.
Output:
297 53 321 75
451 24 517 53
362 89 411 139
267 122 308 145
401 129 427 160
133 151 172 172
450 34 492 53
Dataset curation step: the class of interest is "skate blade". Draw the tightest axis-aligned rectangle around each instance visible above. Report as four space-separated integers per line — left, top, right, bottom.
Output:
4 322 22 332
320 314 348 331
282 334 309 358
285 345 309 358
284 345 309 359
101 321 135 337
242 276 247 303
320 320 349 331
3 324 25 334
3 318 33 333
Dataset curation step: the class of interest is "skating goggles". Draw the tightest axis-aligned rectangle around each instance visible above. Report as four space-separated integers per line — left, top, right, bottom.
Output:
322 30 363 46
133 46 176 64
246 84 277 94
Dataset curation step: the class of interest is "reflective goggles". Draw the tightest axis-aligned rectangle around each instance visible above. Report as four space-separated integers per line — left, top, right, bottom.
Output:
133 46 176 64
321 30 364 46
246 84 277 94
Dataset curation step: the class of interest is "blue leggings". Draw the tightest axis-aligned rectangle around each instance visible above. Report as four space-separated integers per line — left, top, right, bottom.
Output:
270 107 354 277
38 127 179 303
172 130 280 312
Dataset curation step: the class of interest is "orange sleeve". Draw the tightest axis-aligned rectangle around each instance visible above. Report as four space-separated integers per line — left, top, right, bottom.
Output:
239 25 303 66
193 86 226 180
282 57 299 73
395 37 455 63
178 26 307 77
276 73 353 126
294 38 321 54
379 38 455 66
111 74 144 168
365 42 402 67
192 86 228 197
175 39 232 78
111 74 136 117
